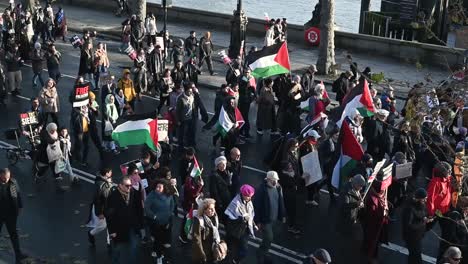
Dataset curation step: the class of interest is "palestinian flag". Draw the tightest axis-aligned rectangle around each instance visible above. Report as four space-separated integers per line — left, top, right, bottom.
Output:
335 79 375 127
190 156 202 178
301 81 329 112
331 118 364 189
216 106 245 137
246 42 290 78
112 119 158 151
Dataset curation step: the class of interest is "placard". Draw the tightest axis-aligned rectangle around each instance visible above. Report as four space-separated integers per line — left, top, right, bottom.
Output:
155 36 165 50
395 162 413 179
157 119 169 142
19 112 39 126
72 82 90 107
120 160 145 176
300 151 323 186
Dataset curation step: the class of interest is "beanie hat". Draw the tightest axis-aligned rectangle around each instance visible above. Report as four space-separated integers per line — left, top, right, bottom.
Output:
266 171 279 181
214 156 227 167
240 184 255 197
393 152 407 164
34 42 41 50
414 188 427 199
351 174 366 187
433 161 451 178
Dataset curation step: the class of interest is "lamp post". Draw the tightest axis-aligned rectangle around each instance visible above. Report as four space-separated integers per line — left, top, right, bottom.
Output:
162 0 171 69
228 0 248 61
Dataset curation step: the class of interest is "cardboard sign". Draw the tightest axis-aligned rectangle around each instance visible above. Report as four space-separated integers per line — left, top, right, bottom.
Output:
301 151 323 186
157 119 169 142
395 162 413 180
380 164 393 191
367 159 387 183
69 35 83 48
120 160 145 176
155 36 165 50
19 112 39 126
123 43 137 61
72 82 90 107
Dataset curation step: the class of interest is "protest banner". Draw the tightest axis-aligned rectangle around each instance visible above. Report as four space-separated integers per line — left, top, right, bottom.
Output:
19 112 39 127
301 151 323 186
72 82 90 107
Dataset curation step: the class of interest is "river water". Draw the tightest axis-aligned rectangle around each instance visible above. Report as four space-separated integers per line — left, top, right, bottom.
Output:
148 0 381 33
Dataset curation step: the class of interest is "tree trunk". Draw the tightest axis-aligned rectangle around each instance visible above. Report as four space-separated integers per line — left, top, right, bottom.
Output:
134 0 147 21
316 0 335 75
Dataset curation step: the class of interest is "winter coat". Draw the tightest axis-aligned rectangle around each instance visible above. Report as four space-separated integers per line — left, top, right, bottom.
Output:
192 215 218 263
185 36 198 56
0 178 23 217
393 131 416 161
199 36 213 56
171 66 186 85
144 191 174 225
145 17 157 35
318 138 339 177
46 51 61 71
253 181 286 224
31 49 44 73
337 182 363 234
182 177 203 211
39 86 60 113
37 129 59 164
427 175 453 216
332 75 348 104
401 198 428 242
78 48 94 75
105 187 144 243
301 71 315 96
5 50 21 72
117 78 136 102
92 175 114 216
279 151 301 189
210 169 234 212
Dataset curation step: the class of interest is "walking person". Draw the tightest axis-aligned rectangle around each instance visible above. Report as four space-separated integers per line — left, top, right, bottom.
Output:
53 7 67 42
117 69 137 113
254 171 286 263
198 31 214 76
106 176 144 264
179 175 204 244
38 78 60 126
145 12 157 46
34 123 64 184
401 188 433 264
31 42 45 89
225 184 258 264
79 42 96 90
87 167 114 248
0 168 28 263
299 129 322 206
158 69 174 115
185 31 198 57
58 127 76 184
145 180 175 264
45 44 61 82
256 78 278 136
192 198 226 264
5 44 23 96
210 156 234 224
102 94 120 154
94 42 110 90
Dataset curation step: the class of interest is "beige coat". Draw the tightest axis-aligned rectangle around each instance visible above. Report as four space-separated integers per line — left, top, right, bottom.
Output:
39 86 60 113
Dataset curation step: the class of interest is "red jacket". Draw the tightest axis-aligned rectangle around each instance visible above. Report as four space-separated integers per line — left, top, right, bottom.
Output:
426 176 452 216
182 177 203 212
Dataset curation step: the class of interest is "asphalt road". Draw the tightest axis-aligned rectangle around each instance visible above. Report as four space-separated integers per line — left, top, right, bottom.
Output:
0 35 440 264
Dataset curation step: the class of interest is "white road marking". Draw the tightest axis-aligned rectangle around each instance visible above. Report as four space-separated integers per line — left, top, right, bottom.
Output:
8 66 438 264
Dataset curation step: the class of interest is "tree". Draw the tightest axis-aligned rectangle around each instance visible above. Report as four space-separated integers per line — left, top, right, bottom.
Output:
133 0 146 21
316 0 335 75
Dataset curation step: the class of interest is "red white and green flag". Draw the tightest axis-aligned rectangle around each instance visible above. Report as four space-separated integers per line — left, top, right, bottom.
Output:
112 118 159 151
246 42 290 78
190 156 202 178
336 79 375 127
301 81 329 112
217 106 245 137
331 118 364 189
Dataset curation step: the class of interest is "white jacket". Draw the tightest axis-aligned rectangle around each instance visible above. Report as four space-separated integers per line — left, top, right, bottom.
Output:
145 17 157 36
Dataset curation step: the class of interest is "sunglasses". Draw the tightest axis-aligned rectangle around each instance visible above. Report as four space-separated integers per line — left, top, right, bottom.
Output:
123 184 132 188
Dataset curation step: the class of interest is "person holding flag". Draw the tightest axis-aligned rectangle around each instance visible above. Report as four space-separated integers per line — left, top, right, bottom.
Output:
305 82 330 132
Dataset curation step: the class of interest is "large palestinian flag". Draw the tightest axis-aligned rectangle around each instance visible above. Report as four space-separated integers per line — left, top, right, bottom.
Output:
217 106 245 137
334 79 375 127
246 42 290 78
112 119 159 151
331 118 364 189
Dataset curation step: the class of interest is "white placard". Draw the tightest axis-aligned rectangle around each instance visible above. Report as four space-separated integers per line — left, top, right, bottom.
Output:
140 179 149 189
157 119 169 142
395 162 413 179
300 151 323 186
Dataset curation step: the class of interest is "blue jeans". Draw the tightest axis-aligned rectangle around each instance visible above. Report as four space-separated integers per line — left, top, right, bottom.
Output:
32 72 44 88
111 230 139 264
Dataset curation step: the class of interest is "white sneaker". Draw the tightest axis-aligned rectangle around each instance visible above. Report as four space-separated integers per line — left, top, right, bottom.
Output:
157 256 163 264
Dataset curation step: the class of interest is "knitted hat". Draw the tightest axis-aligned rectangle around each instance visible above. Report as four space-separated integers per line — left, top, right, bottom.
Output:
266 171 279 181
240 184 255 197
433 161 451 178
214 156 227 167
351 174 366 187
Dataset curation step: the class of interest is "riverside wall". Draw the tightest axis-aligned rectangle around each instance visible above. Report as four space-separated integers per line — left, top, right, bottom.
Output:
65 0 465 67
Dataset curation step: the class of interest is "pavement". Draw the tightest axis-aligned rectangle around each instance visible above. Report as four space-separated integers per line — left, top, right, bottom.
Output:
1 1 452 100
0 29 443 263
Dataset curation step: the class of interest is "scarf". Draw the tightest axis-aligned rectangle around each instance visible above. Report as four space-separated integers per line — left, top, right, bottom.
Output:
224 194 255 237
59 134 71 156
105 95 119 122
118 187 130 205
202 214 220 244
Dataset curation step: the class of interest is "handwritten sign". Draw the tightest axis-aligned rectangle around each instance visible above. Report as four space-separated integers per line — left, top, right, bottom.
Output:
300 151 323 186
72 82 90 107
157 119 169 142
19 112 39 126
395 162 413 180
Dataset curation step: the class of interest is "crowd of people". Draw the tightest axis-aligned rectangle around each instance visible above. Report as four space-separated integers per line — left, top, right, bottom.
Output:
1 1 468 264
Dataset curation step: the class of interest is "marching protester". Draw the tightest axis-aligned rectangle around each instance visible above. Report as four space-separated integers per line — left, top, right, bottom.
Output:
45 43 61 82
210 155 234 223
198 31 214 76
0 168 28 263
31 42 45 89
38 78 60 126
